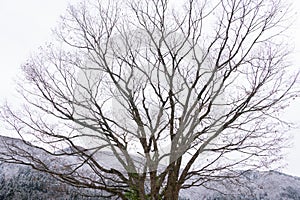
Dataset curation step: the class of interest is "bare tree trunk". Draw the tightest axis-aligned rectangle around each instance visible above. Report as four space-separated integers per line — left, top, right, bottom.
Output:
149 171 160 199
164 160 182 200
165 179 180 200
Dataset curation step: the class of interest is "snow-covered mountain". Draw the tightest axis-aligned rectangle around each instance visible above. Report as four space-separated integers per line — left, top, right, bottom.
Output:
0 136 300 200
0 162 108 200
180 170 300 200
1 162 300 200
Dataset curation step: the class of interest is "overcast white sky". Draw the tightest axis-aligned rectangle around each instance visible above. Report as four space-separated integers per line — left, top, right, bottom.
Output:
0 0 300 177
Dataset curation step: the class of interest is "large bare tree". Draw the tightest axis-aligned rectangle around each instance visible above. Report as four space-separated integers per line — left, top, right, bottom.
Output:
0 0 298 199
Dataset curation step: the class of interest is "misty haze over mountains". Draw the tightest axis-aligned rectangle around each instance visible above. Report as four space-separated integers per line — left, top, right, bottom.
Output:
0 135 300 200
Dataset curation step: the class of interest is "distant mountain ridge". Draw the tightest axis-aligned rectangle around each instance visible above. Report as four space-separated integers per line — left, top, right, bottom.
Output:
0 136 300 199
180 170 300 200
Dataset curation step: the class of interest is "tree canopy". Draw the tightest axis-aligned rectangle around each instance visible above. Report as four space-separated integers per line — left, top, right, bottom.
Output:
0 0 298 199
